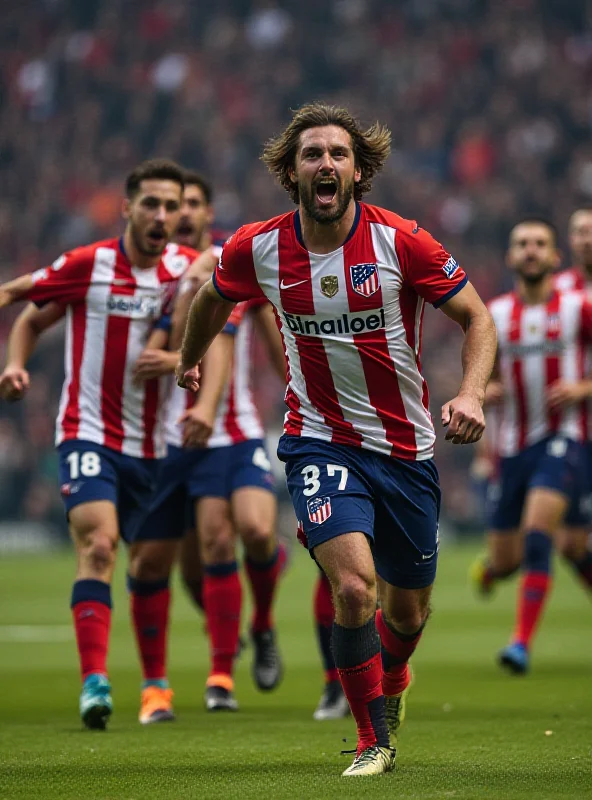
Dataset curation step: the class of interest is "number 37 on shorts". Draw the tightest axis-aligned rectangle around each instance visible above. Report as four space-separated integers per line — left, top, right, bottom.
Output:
300 463 349 524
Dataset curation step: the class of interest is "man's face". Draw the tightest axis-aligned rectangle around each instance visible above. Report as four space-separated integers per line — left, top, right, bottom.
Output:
290 125 361 224
568 210 592 270
123 179 182 257
507 222 560 284
175 184 213 248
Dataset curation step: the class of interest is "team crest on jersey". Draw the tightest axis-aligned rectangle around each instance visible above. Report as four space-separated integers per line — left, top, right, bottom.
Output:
307 496 332 525
350 263 380 297
320 275 339 298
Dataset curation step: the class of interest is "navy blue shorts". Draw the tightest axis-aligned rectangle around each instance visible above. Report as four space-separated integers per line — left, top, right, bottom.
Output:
488 436 590 531
58 440 160 543
277 435 441 590
134 439 275 542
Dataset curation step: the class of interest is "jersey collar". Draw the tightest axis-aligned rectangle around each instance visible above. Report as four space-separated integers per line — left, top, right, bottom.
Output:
293 201 361 250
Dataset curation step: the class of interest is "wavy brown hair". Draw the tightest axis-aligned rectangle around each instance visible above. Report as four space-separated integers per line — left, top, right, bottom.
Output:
261 103 391 203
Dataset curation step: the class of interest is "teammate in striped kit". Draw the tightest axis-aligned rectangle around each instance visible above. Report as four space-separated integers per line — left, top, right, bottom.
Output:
177 103 497 776
474 218 592 675
0 159 196 729
554 208 592 293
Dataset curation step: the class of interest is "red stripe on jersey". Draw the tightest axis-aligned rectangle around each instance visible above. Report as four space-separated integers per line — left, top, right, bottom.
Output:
62 303 88 438
344 228 417 452
509 297 527 450
102 256 135 452
545 292 561 435
278 227 313 434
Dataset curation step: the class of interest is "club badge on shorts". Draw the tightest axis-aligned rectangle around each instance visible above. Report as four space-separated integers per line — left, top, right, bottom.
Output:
307 496 332 524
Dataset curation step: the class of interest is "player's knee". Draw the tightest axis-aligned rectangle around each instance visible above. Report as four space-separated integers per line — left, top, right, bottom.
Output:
386 607 429 636
200 523 235 564
79 531 117 574
333 572 376 616
558 536 586 562
239 520 274 553
130 548 172 582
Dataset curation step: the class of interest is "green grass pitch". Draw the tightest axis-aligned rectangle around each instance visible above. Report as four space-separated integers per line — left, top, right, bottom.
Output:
0 543 591 799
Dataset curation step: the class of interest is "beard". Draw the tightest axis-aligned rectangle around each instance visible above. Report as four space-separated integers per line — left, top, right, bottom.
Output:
130 221 167 257
517 263 551 285
299 176 355 224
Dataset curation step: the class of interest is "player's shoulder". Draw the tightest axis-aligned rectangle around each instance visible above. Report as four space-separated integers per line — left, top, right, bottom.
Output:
232 212 295 247
67 238 118 264
554 267 583 292
361 203 418 235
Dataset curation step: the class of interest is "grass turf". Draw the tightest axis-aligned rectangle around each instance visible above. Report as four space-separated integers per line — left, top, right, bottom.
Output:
0 543 590 799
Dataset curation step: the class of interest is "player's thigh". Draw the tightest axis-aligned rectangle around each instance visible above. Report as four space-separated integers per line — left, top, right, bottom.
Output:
278 434 375 560
378 578 433 635
372 457 440 591
195 496 236 564
58 440 120 550
231 487 277 544
487 528 522 572
524 437 588 534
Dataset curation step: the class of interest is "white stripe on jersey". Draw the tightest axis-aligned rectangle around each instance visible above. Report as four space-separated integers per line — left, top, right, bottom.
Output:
74 247 116 445
251 228 327 441
55 308 73 446
374 224 434 457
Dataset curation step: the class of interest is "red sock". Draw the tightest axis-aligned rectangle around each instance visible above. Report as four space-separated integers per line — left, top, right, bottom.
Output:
71 580 111 681
184 578 205 612
513 571 552 648
338 653 386 753
245 550 281 633
204 563 242 682
332 620 389 753
375 609 421 696
314 572 337 682
129 580 170 681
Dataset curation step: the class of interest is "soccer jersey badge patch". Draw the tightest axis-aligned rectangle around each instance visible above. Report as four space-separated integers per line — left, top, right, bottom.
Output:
307 496 332 524
321 275 339 298
351 263 380 297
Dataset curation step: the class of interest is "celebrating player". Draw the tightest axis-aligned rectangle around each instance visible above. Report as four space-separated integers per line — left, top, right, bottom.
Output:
476 219 592 674
176 103 496 776
0 159 196 729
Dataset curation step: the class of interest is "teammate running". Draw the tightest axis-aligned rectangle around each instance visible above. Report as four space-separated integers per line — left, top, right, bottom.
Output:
0 159 196 729
176 103 496 776
477 219 592 674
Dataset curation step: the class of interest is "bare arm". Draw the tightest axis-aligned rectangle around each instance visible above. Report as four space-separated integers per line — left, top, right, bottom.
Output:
170 249 219 351
252 303 286 382
180 333 234 447
0 274 35 309
176 279 236 391
0 302 64 400
439 282 497 444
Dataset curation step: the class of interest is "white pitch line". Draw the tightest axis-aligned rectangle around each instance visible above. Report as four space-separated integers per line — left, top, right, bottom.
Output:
0 625 73 642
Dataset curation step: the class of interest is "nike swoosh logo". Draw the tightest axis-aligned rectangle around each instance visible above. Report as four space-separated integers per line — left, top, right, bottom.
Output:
280 279 308 290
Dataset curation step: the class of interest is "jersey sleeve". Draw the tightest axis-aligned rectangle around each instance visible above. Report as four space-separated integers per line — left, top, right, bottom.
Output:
396 225 468 307
581 298 592 343
212 230 266 303
25 249 94 307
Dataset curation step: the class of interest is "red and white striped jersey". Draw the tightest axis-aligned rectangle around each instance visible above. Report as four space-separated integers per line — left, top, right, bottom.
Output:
165 299 265 449
25 238 196 458
554 267 586 292
489 289 592 457
213 203 468 461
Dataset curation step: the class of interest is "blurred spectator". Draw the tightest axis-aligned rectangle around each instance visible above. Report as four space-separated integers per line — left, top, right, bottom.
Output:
1 0 591 532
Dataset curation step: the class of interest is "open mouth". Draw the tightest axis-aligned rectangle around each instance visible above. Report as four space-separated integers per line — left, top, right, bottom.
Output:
315 179 337 206
176 221 194 236
147 229 166 246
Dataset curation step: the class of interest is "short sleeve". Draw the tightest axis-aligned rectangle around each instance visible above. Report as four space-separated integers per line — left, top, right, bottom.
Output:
396 226 468 308
212 230 266 303
26 249 94 307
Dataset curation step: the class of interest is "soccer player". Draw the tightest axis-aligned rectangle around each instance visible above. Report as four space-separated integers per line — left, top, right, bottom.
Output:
0 159 197 729
478 219 592 674
176 103 496 776
554 208 592 292
166 246 287 712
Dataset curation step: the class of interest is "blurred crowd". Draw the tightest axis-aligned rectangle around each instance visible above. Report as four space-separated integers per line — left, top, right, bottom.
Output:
1 0 591 531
